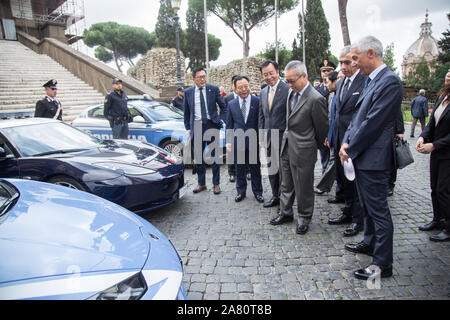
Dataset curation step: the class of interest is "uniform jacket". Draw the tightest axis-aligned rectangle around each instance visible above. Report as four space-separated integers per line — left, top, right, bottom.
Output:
183 84 226 137
35 97 62 120
103 90 130 121
420 95 450 160
343 66 403 171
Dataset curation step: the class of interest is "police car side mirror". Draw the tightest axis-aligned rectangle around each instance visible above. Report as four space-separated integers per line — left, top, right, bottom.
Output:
0 147 12 161
133 116 146 123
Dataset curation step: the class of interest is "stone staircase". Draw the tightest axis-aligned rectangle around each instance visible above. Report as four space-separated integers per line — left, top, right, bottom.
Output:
0 40 105 122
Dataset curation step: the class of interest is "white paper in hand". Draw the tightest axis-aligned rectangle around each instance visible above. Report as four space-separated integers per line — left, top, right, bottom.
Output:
344 158 355 181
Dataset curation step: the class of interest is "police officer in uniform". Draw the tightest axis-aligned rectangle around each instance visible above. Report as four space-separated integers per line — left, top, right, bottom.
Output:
35 79 62 120
104 78 132 139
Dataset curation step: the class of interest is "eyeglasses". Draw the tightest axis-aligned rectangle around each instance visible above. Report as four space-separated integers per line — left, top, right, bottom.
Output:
194 75 207 80
285 76 302 85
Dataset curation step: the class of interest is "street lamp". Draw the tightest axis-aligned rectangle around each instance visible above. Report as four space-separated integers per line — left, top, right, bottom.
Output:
171 0 183 86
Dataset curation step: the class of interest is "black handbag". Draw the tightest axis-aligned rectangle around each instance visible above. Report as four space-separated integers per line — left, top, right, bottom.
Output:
394 138 414 169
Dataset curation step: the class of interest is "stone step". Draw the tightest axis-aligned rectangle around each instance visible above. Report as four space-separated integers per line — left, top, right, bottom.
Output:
0 96 103 106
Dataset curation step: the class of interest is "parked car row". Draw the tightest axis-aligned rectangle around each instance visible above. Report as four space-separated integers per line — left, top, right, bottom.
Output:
0 98 198 300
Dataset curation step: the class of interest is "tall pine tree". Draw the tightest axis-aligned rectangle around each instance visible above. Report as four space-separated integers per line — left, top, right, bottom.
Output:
292 0 331 81
154 0 177 48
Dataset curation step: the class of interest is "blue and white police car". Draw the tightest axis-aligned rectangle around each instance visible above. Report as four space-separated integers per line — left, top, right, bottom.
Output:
0 178 186 300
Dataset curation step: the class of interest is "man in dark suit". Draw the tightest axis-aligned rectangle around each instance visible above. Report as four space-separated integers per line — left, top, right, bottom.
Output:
410 89 429 138
270 60 329 235
327 46 367 237
339 36 404 280
35 79 62 120
226 76 264 203
258 60 290 208
184 67 226 195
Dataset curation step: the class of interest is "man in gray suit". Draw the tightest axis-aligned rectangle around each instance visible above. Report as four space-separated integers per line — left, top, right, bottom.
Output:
258 60 290 208
270 60 329 235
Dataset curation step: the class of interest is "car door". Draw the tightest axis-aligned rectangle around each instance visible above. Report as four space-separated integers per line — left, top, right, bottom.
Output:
0 134 20 178
128 106 155 144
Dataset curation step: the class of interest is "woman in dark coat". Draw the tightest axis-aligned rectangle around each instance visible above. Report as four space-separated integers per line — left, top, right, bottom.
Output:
416 69 450 242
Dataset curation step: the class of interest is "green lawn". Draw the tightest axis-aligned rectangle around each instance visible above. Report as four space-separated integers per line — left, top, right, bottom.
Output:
402 104 431 124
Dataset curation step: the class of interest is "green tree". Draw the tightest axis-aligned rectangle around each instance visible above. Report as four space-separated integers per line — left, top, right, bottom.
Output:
83 22 155 72
258 42 292 73
183 1 222 71
293 0 331 81
437 13 450 64
192 0 299 58
383 42 397 74
154 0 177 48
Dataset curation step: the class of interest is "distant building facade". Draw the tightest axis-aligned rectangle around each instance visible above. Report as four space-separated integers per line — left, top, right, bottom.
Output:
402 11 442 78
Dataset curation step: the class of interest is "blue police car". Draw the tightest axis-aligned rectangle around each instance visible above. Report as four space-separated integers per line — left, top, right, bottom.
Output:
0 178 186 300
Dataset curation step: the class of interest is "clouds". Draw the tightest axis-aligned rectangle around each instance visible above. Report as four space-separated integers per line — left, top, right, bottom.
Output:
82 0 449 76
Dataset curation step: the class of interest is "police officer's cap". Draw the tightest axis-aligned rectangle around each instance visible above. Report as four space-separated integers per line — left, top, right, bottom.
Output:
319 59 336 71
43 79 57 89
112 78 122 84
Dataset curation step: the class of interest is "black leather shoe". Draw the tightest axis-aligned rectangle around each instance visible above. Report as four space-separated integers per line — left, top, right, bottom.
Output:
270 214 293 225
419 220 444 231
354 265 392 280
263 197 280 208
229 175 235 183
327 197 345 204
429 230 450 242
343 223 363 237
235 194 245 202
345 241 373 256
255 195 264 203
296 224 309 235
328 214 352 225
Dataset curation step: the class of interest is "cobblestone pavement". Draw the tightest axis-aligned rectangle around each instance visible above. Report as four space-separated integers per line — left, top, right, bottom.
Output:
142 129 450 300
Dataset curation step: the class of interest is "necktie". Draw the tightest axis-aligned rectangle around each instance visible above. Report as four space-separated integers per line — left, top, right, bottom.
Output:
341 78 350 101
362 77 372 93
199 87 207 123
290 93 299 111
241 98 247 121
268 87 275 112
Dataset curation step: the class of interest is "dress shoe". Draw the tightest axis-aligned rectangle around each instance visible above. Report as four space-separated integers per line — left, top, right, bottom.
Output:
315 189 328 195
343 223 363 237
429 230 450 242
327 197 345 204
192 166 197 174
255 195 264 203
296 224 309 235
328 214 352 225
345 241 373 256
270 214 293 225
192 185 207 193
229 175 235 182
235 194 245 202
419 220 444 231
213 185 221 195
354 264 392 280
263 197 279 208
410 135 415 138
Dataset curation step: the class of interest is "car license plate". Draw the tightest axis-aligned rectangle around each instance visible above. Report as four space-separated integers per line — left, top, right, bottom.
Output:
178 184 188 199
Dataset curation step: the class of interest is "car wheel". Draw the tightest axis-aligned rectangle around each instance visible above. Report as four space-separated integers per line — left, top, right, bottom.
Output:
47 176 87 191
161 140 183 158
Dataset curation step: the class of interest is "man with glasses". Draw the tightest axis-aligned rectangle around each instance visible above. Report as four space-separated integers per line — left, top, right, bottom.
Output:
35 79 62 120
184 67 226 195
270 61 328 235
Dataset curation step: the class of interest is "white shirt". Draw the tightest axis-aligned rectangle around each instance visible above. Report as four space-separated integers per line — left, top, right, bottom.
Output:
238 95 251 123
194 86 210 121
368 64 387 82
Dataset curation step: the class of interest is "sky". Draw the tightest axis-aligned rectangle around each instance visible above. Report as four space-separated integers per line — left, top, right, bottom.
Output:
80 0 449 78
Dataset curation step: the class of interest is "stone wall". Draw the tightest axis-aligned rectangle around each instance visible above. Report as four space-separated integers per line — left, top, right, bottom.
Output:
129 47 265 97
128 47 186 90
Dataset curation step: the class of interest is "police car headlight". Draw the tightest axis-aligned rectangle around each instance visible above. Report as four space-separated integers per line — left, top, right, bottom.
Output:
94 162 156 175
89 273 147 300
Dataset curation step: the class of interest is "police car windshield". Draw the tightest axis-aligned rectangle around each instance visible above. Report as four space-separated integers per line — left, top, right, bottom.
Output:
131 101 183 121
3 122 102 157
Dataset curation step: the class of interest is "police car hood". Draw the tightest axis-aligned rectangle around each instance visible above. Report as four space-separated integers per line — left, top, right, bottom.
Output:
0 179 150 283
44 139 180 173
